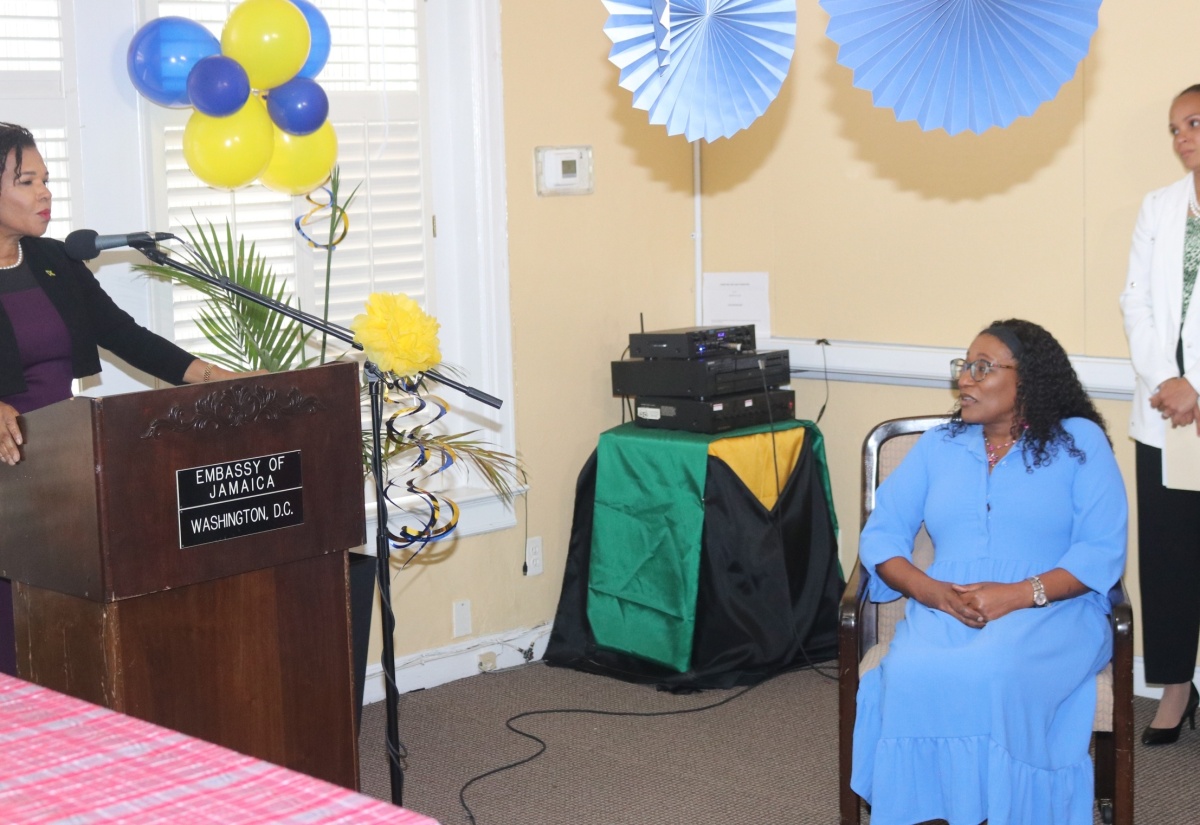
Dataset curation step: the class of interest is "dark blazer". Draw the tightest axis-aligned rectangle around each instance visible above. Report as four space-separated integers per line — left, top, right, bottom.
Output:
0 236 195 397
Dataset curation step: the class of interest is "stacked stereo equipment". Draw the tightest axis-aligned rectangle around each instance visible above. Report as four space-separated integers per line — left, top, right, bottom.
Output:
611 325 794 434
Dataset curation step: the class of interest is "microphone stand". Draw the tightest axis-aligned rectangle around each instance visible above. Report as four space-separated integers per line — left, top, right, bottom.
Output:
135 239 501 807
136 242 360 353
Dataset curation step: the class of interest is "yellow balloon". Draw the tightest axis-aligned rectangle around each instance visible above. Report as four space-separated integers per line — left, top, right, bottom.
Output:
183 98 275 190
221 0 311 90
259 120 338 195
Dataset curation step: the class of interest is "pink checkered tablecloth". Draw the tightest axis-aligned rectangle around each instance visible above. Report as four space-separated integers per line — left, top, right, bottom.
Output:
0 674 438 824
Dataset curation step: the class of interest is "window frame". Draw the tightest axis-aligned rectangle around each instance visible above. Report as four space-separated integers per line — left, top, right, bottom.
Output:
416 0 518 534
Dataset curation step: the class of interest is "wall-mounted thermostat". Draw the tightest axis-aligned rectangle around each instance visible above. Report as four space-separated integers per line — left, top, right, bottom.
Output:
535 145 593 196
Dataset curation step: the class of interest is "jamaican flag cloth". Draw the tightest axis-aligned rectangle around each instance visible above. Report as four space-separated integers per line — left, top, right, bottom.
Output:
544 420 842 689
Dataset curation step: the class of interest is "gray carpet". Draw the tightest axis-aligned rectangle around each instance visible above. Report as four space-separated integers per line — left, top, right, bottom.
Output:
358 662 1200 824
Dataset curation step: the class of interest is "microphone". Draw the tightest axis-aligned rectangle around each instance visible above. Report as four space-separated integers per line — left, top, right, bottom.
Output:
64 229 174 261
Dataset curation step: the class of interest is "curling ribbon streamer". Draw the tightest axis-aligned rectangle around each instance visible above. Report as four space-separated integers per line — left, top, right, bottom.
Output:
293 185 350 248
379 384 460 560
387 482 461 550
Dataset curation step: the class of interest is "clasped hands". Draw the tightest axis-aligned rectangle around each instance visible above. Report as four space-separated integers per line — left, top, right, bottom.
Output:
1150 377 1200 431
929 579 1030 628
880 558 1031 628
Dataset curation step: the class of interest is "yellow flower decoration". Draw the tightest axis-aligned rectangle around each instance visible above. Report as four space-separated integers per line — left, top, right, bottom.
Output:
351 293 442 377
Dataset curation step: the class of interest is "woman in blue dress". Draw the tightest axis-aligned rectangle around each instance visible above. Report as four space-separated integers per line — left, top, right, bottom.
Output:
851 319 1128 825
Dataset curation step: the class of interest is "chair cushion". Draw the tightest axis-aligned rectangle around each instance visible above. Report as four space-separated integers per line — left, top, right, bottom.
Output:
876 598 906 648
859 639 890 676
1094 662 1113 733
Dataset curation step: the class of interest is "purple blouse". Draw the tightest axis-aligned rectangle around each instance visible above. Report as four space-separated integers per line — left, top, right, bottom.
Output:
0 261 73 414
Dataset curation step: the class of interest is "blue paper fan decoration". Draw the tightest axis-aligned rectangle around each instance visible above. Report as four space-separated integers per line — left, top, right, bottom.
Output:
651 0 672 69
602 0 797 143
820 0 1102 135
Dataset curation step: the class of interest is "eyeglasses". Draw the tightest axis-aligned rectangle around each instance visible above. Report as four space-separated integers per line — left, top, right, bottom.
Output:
950 358 1017 382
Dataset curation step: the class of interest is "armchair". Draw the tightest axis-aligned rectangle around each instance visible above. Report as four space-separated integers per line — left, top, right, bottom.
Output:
836 416 1133 824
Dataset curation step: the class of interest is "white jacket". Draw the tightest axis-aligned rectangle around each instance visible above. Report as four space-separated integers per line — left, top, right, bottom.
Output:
1120 172 1200 448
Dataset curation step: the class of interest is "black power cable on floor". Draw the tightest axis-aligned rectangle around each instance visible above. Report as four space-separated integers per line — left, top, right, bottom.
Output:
458 342 841 822
456 659 836 825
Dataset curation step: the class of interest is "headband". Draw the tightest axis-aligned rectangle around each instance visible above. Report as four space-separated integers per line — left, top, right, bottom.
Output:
981 324 1023 361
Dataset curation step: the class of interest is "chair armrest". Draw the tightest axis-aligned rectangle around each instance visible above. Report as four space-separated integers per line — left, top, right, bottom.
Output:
1105 578 1135 823
839 561 869 670
838 560 869 824
1107 579 1132 632
1107 579 1134 713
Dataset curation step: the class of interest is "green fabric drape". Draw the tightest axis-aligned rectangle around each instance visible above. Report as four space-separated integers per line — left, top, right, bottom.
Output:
586 420 819 671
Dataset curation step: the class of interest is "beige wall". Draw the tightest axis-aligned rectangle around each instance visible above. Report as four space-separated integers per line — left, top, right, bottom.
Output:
375 1 1200 664
704 1 1200 357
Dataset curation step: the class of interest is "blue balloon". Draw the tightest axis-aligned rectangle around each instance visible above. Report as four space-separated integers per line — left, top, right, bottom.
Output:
266 77 329 136
290 0 332 79
127 17 220 108
186 55 251 117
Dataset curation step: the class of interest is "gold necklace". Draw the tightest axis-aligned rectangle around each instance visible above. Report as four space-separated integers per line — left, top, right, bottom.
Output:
0 243 23 271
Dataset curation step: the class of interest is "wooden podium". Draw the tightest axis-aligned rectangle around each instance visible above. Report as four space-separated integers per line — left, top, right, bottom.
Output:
0 361 365 789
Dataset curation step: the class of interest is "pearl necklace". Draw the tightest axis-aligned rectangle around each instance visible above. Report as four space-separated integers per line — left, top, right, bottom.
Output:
1190 182 1200 217
984 433 1015 470
0 244 22 271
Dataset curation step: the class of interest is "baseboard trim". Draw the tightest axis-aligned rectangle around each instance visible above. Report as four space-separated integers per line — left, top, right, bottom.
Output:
362 623 554 705
365 643 1190 705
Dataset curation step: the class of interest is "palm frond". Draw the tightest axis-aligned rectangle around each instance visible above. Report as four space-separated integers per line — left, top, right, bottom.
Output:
133 217 315 372
135 195 522 507
364 428 523 502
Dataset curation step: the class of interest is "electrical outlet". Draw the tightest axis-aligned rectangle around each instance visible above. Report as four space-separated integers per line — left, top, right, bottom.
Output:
525 536 543 576
478 651 497 672
452 599 472 637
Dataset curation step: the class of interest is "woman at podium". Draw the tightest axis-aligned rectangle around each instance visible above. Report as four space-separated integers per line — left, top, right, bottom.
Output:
0 122 246 677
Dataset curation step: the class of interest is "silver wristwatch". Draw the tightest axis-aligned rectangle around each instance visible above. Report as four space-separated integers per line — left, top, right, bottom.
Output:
1028 575 1048 607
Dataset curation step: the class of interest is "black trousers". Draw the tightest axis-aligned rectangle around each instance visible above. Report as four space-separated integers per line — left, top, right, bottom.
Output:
1136 441 1200 684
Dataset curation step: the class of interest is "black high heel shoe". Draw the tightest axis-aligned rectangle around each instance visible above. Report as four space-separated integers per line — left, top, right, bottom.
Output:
1142 682 1200 746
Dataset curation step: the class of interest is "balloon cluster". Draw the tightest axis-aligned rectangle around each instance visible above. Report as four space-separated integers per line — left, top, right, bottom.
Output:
127 0 336 194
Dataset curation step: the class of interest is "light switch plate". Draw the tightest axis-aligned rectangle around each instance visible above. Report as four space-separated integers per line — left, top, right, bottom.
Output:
452 599 472 638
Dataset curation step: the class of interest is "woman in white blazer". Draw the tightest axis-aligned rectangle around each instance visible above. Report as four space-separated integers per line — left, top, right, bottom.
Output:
1120 84 1200 746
